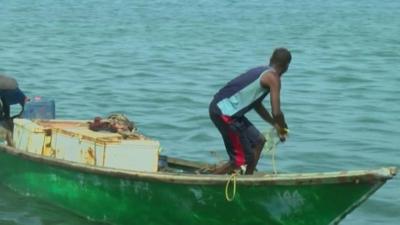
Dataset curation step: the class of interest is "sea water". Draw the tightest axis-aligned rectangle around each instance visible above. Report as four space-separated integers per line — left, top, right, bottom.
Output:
0 0 399 224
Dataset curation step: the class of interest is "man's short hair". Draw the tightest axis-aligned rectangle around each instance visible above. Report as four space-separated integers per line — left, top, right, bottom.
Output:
270 48 291 69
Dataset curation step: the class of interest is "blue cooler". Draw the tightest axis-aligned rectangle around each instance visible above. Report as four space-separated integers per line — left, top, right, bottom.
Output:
22 97 55 119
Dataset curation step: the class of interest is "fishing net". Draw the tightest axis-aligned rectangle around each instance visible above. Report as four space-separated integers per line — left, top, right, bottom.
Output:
88 113 142 139
262 128 286 174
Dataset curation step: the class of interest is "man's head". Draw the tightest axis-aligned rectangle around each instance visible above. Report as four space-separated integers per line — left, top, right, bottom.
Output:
269 48 291 75
0 74 18 90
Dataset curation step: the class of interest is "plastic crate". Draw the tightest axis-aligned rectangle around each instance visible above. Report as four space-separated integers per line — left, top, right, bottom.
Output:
22 97 55 119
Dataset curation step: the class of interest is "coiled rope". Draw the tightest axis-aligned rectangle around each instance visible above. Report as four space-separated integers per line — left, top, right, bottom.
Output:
225 172 237 201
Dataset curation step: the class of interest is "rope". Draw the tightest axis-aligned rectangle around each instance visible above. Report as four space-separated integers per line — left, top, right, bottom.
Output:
263 128 289 175
225 173 237 201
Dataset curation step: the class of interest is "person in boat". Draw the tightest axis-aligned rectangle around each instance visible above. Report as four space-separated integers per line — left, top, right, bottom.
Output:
0 74 27 144
0 74 27 121
209 48 291 175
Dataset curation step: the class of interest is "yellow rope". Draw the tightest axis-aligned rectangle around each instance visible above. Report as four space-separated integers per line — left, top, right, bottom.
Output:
225 173 237 201
263 128 290 175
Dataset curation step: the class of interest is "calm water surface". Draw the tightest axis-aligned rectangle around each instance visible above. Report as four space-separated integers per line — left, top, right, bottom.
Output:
0 0 399 224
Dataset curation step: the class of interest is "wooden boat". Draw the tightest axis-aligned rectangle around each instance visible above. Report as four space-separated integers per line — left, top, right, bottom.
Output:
0 119 397 225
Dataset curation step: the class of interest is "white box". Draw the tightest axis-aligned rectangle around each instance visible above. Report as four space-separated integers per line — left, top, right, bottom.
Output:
51 126 160 172
13 119 48 155
12 119 160 172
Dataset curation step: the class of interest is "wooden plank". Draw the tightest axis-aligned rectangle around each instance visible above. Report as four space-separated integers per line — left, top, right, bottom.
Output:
165 155 214 170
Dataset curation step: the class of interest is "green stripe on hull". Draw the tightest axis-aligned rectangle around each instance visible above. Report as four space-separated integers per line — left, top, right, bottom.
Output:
0 150 384 225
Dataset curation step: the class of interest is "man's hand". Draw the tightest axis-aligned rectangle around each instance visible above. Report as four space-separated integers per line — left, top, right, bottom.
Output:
274 123 288 142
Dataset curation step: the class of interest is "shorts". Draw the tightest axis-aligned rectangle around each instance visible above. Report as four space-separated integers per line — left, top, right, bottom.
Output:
209 104 264 167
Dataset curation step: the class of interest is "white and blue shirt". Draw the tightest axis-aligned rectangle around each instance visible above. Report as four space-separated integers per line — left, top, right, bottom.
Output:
211 66 271 117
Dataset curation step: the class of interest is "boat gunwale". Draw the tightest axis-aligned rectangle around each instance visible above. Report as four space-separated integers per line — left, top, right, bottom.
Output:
0 144 396 186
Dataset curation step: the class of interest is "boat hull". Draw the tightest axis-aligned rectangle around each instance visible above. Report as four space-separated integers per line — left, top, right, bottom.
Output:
0 145 395 225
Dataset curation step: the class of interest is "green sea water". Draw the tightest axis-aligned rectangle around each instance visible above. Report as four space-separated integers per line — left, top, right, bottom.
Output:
0 0 399 224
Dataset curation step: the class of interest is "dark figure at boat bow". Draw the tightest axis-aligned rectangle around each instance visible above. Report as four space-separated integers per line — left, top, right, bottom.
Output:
0 74 27 144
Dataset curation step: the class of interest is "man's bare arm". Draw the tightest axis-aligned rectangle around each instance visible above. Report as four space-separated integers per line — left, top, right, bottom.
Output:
260 71 282 117
254 102 274 125
260 71 288 138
